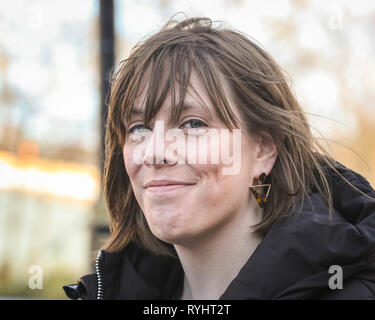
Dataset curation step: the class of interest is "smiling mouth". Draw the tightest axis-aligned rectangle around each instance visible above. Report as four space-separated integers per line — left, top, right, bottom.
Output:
145 184 195 194
146 184 191 193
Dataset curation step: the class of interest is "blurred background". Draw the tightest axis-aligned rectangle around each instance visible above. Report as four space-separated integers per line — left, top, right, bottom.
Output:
0 0 374 299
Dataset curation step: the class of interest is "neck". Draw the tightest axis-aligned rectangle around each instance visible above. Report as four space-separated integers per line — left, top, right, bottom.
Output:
174 200 264 300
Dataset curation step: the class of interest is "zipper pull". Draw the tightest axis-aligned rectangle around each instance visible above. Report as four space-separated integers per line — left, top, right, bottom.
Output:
95 250 104 300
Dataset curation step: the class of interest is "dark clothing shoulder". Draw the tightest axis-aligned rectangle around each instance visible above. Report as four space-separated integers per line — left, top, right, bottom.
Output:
63 161 375 300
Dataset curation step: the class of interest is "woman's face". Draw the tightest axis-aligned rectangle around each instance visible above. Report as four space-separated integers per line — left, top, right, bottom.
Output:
123 69 277 246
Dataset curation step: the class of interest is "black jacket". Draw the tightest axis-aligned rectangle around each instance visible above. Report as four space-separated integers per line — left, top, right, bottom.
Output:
63 161 375 300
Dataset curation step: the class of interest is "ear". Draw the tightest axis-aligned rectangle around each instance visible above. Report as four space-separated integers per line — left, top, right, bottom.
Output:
253 132 278 175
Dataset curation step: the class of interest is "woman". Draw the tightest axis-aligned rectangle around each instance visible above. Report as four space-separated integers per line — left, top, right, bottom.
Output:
63 16 375 300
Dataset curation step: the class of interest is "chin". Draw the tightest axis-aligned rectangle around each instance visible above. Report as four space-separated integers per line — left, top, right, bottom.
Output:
146 209 200 245
151 225 197 246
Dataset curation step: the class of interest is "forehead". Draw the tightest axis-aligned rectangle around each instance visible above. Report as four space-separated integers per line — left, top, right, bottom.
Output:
134 68 208 104
124 59 241 130
131 68 214 117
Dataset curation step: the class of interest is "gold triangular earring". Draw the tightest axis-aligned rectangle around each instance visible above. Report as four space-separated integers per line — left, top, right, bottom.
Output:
249 172 271 210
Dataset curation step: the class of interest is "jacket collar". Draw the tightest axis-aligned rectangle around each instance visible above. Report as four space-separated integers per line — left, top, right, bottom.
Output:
99 161 375 299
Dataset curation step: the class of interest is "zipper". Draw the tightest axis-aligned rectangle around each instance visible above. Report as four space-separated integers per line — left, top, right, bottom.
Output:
95 250 104 300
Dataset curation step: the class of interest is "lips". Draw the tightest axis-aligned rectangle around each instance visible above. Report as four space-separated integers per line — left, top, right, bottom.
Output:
144 180 196 193
145 180 195 188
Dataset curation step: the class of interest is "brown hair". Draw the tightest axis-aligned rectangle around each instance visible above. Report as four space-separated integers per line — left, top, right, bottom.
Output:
101 15 368 256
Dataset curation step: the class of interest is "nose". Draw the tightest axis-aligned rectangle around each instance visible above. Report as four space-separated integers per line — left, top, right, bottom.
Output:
143 121 177 168
144 157 171 168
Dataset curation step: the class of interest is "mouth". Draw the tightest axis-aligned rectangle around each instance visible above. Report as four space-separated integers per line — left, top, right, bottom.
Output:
144 180 196 194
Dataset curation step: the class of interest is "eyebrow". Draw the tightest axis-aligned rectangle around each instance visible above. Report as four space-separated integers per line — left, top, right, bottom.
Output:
129 108 144 115
130 103 212 117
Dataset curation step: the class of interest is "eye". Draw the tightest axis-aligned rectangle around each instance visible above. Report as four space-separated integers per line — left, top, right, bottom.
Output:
181 119 207 129
127 124 152 134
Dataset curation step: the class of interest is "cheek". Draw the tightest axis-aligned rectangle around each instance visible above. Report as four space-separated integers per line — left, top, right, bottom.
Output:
187 130 253 185
123 144 144 205
190 162 248 218
123 144 138 177
190 135 255 220
185 129 250 177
